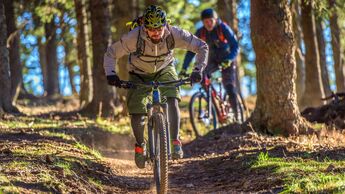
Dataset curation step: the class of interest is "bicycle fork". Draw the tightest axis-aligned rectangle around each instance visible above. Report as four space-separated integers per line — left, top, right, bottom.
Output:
162 103 171 160
147 89 171 161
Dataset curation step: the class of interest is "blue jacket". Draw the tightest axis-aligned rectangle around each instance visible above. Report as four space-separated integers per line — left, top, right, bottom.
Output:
182 20 239 71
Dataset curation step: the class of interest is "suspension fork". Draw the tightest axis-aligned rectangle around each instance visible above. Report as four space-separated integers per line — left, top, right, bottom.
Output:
147 103 154 161
211 85 224 120
162 103 171 160
199 84 213 119
148 88 161 161
208 85 213 118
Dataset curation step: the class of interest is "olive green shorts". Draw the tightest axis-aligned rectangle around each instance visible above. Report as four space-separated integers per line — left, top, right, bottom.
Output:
127 65 180 114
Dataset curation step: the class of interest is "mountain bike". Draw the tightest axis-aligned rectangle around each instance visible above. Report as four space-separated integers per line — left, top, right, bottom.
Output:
118 78 190 194
188 69 247 137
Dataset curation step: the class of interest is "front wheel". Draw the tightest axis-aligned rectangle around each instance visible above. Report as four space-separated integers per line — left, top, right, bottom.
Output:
152 112 168 194
224 93 246 123
189 92 217 137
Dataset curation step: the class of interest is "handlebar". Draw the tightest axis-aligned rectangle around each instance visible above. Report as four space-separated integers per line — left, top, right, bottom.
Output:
321 92 345 101
117 78 192 89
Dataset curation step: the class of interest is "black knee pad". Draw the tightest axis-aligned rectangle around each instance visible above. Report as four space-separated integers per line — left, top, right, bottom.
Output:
131 114 146 127
225 84 237 96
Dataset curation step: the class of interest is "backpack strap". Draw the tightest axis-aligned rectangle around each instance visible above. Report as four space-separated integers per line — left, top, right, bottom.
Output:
217 23 228 43
133 28 145 56
166 25 175 51
200 28 206 41
200 24 228 44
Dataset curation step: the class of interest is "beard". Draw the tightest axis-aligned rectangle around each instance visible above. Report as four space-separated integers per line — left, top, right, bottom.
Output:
150 36 161 44
205 25 214 31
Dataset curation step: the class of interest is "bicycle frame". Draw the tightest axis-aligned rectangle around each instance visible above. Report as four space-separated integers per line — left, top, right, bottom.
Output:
202 76 230 124
120 78 189 161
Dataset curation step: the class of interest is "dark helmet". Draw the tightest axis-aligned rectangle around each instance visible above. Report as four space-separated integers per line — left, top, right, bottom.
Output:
144 5 167 28
201 8 218 20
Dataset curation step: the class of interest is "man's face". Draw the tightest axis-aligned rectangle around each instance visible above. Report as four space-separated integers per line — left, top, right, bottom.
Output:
202 18 217 31
145 26 165 43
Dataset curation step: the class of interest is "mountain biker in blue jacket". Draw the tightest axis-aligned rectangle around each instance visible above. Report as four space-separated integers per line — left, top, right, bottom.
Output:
180 8 240 120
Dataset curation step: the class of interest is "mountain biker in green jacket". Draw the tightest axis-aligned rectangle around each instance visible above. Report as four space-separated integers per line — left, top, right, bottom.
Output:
104 5 209 168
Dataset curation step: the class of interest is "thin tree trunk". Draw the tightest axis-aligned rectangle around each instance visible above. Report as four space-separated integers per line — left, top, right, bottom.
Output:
299 0 324 110
145 0 162 8
4 0 22 105
75 0 92 107
217 0 243 96
217 0 232 23
0 2 16 113
329 0 345 92
33 14 48 95
66 62 77 95
83 0 116 117
45 18 59 97
291 0 305 106
229 0 243 97
112 0 133 115
316 18 332 96
38 37 48 94
249 0 309 136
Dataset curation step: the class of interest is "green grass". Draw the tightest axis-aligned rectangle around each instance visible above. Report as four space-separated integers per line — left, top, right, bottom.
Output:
252 152 345 193
0 115 119 193
0 173 19 193
95 117 131 135
88 177 104 190
0 185 20 194
14 145 54 156
54 161 73 176
38 172 54 183
40 130 72 140
311 123 327 131
7 161 30 171
0 174 10 185
75 142 102 160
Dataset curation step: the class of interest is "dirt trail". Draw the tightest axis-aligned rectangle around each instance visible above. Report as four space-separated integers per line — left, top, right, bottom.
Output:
2 100 345 193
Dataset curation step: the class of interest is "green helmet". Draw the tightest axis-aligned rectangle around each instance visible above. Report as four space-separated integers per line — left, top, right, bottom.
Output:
144 5 167 28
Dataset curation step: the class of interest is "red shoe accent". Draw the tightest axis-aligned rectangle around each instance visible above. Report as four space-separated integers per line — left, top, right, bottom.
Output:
173 140 181 145
135 146 144 154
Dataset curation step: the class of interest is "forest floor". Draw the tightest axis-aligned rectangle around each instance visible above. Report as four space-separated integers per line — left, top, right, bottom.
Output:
1 97 345 193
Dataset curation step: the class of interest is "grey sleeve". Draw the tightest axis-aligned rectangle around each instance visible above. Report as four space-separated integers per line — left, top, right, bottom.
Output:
103 29 138 76
171 26 209 72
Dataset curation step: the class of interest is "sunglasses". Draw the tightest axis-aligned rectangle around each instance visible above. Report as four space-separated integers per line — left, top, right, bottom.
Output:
146 26 164 32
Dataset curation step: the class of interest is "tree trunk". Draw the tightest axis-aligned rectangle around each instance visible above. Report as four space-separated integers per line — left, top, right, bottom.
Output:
0 2 15 113
83 0 116 117
329 0 345 92
66 62 77 95
75 0 92 107
249 0 309 136
316 18 332 96
4 0 22 105
112 0 133 115
145 0 162 8
217 0 232 24
38 37 48 94
299 0 324 110
291 0 305 106
217 0 243 96
45 18 59 97
33 14 48 95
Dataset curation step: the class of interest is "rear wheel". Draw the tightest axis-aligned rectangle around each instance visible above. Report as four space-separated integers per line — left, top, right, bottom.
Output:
152 112 168 194
189 92 217 137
